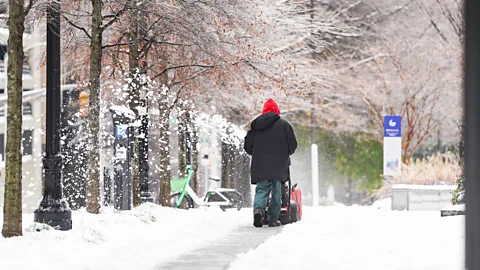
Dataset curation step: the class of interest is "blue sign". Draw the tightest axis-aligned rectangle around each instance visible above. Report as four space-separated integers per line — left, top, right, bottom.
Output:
384 116 401 137
115 125 128 138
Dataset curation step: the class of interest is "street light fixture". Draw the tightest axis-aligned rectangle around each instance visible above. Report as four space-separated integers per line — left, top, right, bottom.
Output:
33 1 72 230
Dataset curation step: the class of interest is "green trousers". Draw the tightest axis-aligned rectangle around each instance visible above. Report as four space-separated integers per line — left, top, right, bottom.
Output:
253 180 281 222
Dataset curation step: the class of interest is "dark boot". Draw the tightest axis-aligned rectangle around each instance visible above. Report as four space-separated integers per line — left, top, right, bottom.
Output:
253 208 263 228
268 220 281 227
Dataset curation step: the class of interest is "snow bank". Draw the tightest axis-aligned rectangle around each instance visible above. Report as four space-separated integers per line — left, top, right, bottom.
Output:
440 203 465 217
228 206 464 270
110 105 135 118
0 203 251 270
392 184 457 191
442 203 465 211
371 197 392 210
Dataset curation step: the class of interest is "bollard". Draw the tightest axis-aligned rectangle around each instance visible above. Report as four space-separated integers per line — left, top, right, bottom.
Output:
311 144 319 207
327 185 335 203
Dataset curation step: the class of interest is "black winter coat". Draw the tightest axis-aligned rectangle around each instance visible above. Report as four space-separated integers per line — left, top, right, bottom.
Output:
243 112 298 184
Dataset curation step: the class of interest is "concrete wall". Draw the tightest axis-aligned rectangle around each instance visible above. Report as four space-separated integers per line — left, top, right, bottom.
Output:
391 184 456 211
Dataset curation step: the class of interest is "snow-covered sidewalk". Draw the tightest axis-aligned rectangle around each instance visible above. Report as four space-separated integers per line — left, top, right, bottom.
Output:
0 203 251 270
228 206 465 270
1 203 466 270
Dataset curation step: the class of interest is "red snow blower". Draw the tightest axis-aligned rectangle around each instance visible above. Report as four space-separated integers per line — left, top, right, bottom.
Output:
263 171 302 225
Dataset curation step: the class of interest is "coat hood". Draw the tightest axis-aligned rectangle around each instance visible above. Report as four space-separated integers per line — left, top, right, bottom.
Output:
251 112 280 131
262 99 280 115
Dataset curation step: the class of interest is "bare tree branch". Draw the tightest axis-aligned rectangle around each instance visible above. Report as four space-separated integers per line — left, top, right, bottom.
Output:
102 4 129 30
24 0 34 16
150 64 217 81
61 12 91 39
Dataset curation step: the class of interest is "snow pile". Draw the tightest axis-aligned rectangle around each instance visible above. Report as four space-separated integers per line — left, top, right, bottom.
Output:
442 203 465 211
228 206 465 270
110 105 136 119
371 197 392 210
0 203 251 270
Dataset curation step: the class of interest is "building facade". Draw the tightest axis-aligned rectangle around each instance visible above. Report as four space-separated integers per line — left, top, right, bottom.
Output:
0 26 45 213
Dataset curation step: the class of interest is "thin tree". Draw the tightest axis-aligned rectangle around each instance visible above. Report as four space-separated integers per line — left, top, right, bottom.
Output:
2 0 34 237
84 0 103 214
363 55 442 164
62 0 127 213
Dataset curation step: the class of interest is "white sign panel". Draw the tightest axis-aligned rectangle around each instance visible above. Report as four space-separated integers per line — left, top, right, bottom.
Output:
384 116 402 176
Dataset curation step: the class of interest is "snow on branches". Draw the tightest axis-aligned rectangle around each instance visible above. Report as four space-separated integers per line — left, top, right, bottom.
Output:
194 112 246 149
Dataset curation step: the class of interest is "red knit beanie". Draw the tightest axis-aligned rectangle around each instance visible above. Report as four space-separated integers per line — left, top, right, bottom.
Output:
262 98 280 115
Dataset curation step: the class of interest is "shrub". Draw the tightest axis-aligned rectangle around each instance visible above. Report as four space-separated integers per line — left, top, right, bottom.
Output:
374 152 461 199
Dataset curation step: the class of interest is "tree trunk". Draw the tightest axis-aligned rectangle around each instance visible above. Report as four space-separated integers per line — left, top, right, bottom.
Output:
2 0 25 238
148 110 161 204
177 112 186 178
232 147 243 191
131 140 142 207
347 178 353 206
221 142 227 188
131 131 140 207
239 153 252 207
185 111 199 192
128 0 141 207
221 142 233 188
158 110 171 206
86 0 102 214
191 126 199 193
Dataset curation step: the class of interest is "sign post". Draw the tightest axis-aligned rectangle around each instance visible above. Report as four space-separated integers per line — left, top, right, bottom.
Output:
383 116 402 176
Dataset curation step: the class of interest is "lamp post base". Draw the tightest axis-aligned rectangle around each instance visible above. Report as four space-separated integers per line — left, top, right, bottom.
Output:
33 208 72 231
33 156 72 231
140 191 154 203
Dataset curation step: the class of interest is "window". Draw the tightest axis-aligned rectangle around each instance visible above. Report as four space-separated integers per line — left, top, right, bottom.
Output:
0 103 33 117
0 131 33 159
23 102 32 115
22 130 33 156
0 47 31 74
0 45 7 61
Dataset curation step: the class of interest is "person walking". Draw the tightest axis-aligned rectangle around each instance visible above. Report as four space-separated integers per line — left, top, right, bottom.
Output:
244 98 298 227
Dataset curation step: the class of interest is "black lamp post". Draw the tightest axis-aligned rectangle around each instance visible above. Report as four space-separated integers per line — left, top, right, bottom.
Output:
33 1 72 230
139 98 153 203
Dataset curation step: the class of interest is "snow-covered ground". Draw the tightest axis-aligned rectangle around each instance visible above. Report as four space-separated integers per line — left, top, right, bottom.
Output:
0 201 465 270
228 205 465 270
0 203 251 270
